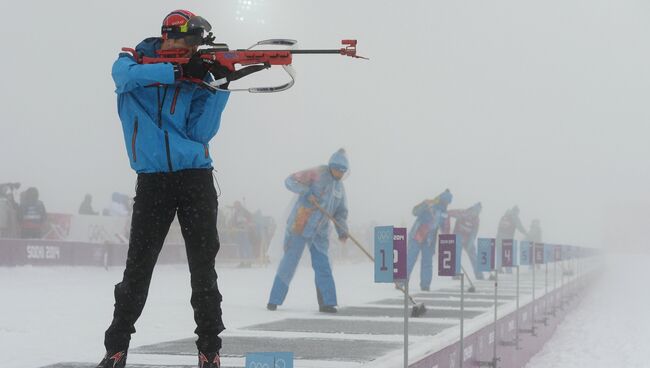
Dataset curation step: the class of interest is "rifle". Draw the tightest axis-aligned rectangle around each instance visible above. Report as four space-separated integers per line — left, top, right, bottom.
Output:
121 38 367 93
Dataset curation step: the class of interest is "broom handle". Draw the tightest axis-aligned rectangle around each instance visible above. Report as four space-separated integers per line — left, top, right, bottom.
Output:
311 200 418 305
461 265 476 289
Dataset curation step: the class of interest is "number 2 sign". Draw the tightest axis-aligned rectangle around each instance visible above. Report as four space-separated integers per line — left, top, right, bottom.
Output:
393 227 407 281
438 234 460 276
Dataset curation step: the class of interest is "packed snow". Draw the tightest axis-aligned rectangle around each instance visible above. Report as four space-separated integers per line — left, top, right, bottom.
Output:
526 252 650 368
0 258 456 368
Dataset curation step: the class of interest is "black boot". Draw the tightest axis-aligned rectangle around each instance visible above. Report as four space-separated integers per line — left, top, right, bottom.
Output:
198 351 221 368
319 305 338 313
267 303 277 311
96 351 127 368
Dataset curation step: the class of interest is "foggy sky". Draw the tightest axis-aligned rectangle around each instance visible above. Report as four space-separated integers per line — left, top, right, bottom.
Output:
2 0 649 249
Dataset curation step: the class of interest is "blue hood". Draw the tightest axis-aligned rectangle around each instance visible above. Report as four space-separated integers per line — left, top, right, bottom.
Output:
135 37 162 58
438 189 453 206
328 149 349 171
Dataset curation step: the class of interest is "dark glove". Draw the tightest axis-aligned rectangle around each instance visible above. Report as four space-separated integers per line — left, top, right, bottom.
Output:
180 53 211 80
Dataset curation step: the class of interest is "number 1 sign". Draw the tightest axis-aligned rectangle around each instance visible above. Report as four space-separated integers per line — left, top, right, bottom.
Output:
438 234 460 276
374 226 394 283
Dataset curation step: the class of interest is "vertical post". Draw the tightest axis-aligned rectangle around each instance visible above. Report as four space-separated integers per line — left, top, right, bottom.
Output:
493 269 498 365
577 251 581 291
515 265 520 349
404 280 409 368
560 260 566 308
531 249 536 334
569 256 573 299
460 273 465 368
554 256 558 311
571 251 576 299
545 262 549 320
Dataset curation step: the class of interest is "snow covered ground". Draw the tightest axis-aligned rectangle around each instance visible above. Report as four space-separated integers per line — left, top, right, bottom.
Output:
2 251 633 368
0 258 456 368
526 253 650 368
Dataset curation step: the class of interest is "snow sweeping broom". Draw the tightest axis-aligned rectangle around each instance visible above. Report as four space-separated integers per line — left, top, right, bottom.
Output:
312 201 427 317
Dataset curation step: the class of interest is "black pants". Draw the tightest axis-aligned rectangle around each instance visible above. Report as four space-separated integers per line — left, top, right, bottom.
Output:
104 169 224 353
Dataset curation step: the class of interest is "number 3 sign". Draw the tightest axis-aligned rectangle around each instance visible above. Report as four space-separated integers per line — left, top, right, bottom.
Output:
477 238 495 272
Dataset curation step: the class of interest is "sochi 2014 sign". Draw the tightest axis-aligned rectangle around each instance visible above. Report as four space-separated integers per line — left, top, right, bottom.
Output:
245 352 293 368
374 226 407 283
438 234 460 276
477 238 495 272
374 226 394 283
534 243 545 264
519 240 532 265
393 228 407 280
502 239 514 267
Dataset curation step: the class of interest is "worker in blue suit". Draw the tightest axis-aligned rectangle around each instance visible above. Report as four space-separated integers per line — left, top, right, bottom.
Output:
267 149 350 313
403 189 453 291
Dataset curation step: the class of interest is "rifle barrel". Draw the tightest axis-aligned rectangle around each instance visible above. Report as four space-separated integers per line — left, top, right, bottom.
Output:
290 49 341 54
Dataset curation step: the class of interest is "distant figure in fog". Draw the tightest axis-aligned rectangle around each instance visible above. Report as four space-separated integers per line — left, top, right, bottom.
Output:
525 219 543 269
105 192 130 217
445 202 483 280
230 200 254 268
403 189 453 291
19 187 47 239
495 206 527 274
525 219 542 243
79 194 99 215
253 210 276 265
0 183 21 238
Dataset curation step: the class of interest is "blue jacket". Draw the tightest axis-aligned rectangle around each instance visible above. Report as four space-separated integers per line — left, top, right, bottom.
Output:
112 38 230 173
285 150 350 240
409 190 453 247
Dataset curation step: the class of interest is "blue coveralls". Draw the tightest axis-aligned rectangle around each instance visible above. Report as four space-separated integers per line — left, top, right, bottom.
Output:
268 150 349 307
405 191 452 290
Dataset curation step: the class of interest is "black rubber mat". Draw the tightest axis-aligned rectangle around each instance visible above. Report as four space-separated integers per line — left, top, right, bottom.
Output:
246 317 451 336
132 335 400 362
